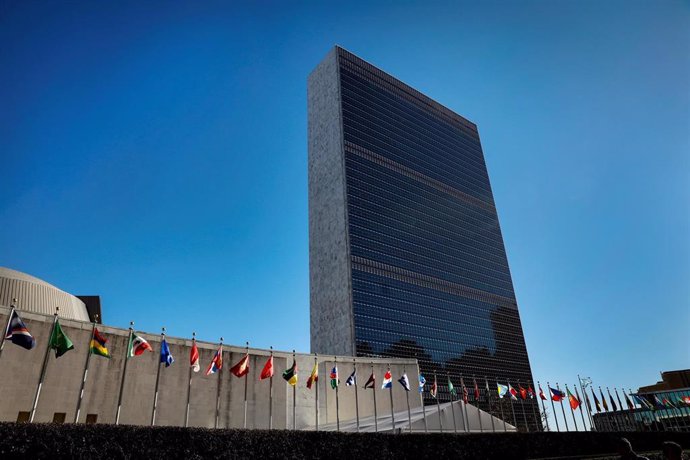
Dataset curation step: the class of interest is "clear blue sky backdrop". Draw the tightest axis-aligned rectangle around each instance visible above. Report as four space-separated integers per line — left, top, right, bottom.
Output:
1 0 688 400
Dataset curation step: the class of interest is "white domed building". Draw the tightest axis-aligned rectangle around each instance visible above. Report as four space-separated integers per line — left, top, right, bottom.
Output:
0 267 98 322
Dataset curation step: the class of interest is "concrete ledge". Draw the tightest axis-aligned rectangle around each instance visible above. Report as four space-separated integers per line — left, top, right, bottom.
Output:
1 422 689 459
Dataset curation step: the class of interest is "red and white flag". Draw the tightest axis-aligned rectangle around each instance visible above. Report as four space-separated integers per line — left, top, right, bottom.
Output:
190 340 200 372
127 333 152 357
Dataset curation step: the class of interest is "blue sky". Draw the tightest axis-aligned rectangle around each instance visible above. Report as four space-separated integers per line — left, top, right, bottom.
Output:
1 0 688 419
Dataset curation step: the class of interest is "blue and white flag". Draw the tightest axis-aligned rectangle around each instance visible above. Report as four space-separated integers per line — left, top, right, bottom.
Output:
346 370 356 386
4 310 36 350
398 373 411 391
418 374 426 393
160 339 174 367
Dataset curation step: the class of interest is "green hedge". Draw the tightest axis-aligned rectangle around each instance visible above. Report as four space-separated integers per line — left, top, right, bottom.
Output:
0 423 688 459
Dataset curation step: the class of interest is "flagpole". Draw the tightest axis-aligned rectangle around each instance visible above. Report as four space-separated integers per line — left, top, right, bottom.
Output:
371 362 378 432
435 371 443 433
462 377 470 433
448 374 457 433
420 375 428 433
613 388 635 431
151 327 165 426
615 387 633 431
75 317 98 423
116 321 134 425
353 358 360 432
474 376 483 433
388 364 395 433
269 346 274 430
185 332 196 427
556 383 569 431
315 354 319 431
30 307 59 423
537 382 550 431
334 356 339 432
547 381 560 432
404 367 411 433
575 385 587 430
0 299 17 360
508 380 519 431
565 384 578 431
527 381 539 431
292 349 296 430
496 378 507 432
486 377 496 432
517 380 528 432
243 341 249 429
578 375 594 431
214 337 223 429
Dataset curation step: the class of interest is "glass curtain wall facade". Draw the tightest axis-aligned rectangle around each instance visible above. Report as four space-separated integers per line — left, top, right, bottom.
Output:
308 46 538 430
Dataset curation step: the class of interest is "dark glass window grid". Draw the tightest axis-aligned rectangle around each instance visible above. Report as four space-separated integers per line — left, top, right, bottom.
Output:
331 48 538 429
339 78 492 188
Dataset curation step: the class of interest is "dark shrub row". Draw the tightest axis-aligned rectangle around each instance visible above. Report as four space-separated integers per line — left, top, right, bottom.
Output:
0 422 688 459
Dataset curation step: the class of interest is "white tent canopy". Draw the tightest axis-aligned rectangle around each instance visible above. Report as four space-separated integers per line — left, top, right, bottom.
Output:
316 400 516 433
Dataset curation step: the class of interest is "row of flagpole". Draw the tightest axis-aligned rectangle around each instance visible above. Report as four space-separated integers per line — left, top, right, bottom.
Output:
2 303 689 432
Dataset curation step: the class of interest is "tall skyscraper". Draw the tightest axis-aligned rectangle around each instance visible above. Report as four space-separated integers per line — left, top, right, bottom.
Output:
308 46 537 427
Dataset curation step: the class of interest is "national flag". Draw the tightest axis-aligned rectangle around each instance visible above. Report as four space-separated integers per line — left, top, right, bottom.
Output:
592 389 602 412
4 310 35 350
364 372 375 389
49 320 74 358
579 376 592 389
508 384 518 400
345 370 356 386
430 376 438 398
282 359 298 386
418 374 426 393
567 387 580 410
205 345 223 375
609 392 618 411
549 387 565 402
381 370 392 389
128 333 153 357
260 355 274 380
461 381 469 404
662 397 676 409
89 328 110 358
497 383 508 398
600 389 609 411
190 341 200 372
160 339 174 367
474 379 480 401
448 378 456 396
398 373 411 391
519 385 528 400
624 392 634 410
652 394 665 409
329 365 339 389
485 378 491 401
539 385 547 401
230 353 250 377
306 362 319 389
681 396 690 406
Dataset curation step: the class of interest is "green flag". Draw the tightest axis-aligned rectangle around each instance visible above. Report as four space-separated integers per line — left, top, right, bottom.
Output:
49 320 74 358
448 378 457 396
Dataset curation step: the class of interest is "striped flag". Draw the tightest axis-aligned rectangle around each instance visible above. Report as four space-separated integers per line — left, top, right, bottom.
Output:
205 345 223 375
89 328 110 358
4 310 35 350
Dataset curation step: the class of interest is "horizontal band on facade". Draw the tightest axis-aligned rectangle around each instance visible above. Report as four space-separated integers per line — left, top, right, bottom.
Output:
351 256 517 310
344 141 496 213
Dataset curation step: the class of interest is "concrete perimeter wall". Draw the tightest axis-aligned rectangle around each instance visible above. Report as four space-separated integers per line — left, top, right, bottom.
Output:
0 307 419 429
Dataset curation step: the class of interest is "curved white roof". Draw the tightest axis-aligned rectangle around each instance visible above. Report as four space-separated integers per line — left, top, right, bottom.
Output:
0 267 90 322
